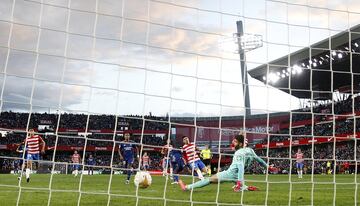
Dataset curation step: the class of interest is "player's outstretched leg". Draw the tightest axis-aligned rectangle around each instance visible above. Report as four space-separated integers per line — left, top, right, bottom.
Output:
178 178 211 191
178 174 218 191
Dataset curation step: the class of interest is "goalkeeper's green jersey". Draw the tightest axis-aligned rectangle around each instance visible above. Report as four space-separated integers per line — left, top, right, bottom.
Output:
228 147 268 175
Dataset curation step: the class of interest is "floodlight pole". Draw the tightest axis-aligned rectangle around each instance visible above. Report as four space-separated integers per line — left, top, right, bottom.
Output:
236 21 251 116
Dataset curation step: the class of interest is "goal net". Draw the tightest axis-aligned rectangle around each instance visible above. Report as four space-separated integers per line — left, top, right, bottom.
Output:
0 0 359 205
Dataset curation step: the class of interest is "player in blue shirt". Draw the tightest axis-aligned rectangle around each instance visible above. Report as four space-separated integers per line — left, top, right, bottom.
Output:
170 148 186 184
87 154 95 175
118 133 139 184
16 142 26 178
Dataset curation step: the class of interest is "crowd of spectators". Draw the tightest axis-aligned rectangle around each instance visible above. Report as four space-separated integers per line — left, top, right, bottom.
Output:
0 132 167 148
1 96 360 174
0 112 169 131
249 141 359 174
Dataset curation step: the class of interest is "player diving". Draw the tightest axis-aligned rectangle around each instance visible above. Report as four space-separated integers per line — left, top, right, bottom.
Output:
178 133 276 192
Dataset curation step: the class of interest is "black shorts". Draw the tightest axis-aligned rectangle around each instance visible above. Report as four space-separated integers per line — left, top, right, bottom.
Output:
202 159 211 166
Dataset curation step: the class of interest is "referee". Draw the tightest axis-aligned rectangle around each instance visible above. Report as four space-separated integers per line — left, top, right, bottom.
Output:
200 144 212 176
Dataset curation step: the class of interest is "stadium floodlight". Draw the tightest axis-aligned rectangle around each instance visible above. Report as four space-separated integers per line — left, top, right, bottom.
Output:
234 33 263 52
355 42 359 47
293 64 303 74
268 73 280 83
338 53 343 59
219 33 263 54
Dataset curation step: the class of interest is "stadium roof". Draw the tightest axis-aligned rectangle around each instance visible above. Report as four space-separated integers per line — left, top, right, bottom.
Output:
248 24 360 100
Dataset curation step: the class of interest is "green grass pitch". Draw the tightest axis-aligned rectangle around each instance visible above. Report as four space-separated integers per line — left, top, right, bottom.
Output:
0 174 359 205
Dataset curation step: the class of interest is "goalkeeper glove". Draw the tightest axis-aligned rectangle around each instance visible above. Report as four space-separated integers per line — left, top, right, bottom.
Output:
233 181 242 192
247 185 259 191
268 165 277 173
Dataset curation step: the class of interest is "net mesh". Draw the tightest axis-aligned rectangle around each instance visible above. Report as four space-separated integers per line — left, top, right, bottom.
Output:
0 0 359 205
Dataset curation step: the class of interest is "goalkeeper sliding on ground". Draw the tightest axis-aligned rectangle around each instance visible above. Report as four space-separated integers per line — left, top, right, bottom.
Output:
178 133 276 192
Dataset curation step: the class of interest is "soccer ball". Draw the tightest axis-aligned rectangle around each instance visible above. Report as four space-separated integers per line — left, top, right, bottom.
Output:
134 171 152 188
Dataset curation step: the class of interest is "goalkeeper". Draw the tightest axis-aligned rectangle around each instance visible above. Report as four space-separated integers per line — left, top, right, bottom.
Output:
179 133 275 192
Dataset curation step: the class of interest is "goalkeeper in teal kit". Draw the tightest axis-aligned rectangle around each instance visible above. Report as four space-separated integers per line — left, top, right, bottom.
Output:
178 133 276 192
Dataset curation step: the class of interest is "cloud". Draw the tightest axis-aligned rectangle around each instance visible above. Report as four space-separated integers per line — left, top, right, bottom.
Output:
171 86 182 93
1 0 357 117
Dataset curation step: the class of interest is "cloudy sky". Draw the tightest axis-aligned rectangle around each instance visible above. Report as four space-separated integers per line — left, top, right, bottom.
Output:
0 0 360 117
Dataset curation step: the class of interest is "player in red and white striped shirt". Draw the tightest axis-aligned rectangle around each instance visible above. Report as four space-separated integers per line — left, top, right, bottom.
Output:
72 151 81 177
142 152 151 171
24 129 45 183
161 138 173 176
295 148 304 178
182 136 207 180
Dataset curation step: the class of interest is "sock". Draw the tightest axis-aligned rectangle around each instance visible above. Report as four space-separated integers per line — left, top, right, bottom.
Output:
170 168 173 177
75 170 78 176
300 170 303 177
25 168 30 179
186 178 210 190
127 170 131 180
196 169 204 180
